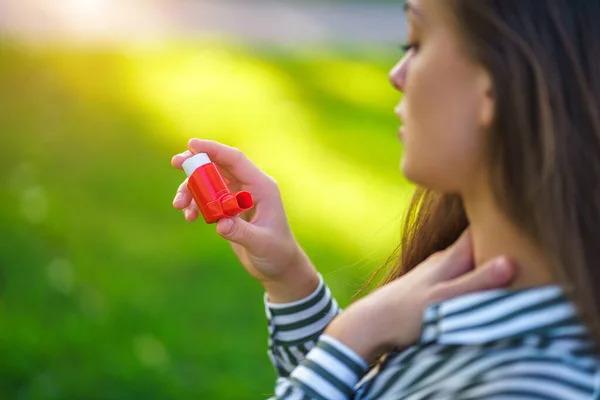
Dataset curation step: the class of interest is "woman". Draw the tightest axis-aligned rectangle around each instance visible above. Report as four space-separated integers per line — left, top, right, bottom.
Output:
172 0 600 398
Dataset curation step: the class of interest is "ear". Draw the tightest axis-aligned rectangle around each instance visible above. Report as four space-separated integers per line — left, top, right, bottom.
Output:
476 67 495 129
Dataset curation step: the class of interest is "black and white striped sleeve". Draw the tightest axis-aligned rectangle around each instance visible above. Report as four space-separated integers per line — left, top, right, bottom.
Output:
270 335 368 400
265 274 342 377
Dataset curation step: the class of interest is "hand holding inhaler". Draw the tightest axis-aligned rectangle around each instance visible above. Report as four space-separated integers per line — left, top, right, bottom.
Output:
171 139 320 303
182 153 254 224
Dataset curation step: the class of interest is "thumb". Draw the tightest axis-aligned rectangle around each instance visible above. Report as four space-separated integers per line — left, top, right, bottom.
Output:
216 216 264 251
428 257 516 304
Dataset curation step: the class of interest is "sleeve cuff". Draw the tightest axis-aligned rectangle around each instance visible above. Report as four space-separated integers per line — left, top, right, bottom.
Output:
288 335 368 400
265 274 340 345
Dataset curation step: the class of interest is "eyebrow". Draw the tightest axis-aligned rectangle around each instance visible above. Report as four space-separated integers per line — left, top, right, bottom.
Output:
403 1 425 22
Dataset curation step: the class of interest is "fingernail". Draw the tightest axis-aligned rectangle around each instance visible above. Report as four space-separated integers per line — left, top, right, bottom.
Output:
493 257 510 280
189 138 200 150
220 218 234 235
173 192 183 204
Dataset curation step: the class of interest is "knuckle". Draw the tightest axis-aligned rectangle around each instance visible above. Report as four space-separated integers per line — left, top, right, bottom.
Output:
425 251 444 264
265 175 280 189
230 147 245 162
427 282 450 304
239 226 254 243
190 139 216 155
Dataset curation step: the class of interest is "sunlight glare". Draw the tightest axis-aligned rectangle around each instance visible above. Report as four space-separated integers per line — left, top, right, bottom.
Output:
62 0 111 34
120 44 407 258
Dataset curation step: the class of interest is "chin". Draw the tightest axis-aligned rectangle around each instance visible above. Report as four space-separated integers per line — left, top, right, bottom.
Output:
400 156 418 184
401 157 450 193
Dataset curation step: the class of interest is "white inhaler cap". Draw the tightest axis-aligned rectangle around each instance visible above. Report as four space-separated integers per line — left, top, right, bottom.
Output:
182 153 212 177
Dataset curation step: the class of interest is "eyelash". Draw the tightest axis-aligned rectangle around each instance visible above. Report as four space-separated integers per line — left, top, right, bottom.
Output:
400 42 420 54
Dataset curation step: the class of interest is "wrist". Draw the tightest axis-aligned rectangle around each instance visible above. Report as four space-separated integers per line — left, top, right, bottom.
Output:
324 300 391 363
263 249 320 304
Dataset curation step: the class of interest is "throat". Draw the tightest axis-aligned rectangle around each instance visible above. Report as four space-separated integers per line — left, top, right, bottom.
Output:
462 188 555 290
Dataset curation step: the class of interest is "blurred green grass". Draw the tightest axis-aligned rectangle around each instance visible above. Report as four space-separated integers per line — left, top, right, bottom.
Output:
0 40 412 399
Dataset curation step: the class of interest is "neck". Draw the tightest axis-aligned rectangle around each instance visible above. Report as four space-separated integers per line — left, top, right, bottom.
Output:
461 181 555 290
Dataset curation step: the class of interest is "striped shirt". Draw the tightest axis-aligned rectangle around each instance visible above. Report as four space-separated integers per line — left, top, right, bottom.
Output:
265 275 600 399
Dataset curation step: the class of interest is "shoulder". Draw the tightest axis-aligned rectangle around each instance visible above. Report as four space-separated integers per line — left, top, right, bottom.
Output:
448 343 600 399
364 339 600 400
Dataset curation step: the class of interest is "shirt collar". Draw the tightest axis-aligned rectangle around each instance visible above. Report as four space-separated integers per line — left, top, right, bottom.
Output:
419 285 588 345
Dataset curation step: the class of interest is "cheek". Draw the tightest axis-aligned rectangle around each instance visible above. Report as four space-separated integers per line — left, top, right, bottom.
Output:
401 50 485 192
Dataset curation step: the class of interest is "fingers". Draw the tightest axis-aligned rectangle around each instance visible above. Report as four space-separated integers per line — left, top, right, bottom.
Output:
183 200 199 222
187 139 267 185
171 150 193 169
172 148 234 186
438 229 474 280
428 257 515 304
173 179 192 210
449 228 472 251
216 216 269 255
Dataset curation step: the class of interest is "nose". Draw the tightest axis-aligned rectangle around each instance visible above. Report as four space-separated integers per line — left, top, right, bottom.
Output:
389 52 412 92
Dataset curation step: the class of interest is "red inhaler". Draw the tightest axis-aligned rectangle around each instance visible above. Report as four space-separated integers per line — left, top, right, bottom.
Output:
182 153 254 224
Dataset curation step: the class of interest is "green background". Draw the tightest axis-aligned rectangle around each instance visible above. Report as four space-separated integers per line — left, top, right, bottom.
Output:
0 39 413 399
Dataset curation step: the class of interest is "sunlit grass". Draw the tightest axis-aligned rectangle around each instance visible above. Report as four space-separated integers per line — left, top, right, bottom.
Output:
113 42 412 256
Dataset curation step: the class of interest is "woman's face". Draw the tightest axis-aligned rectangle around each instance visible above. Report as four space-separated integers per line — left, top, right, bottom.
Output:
391 0 494 194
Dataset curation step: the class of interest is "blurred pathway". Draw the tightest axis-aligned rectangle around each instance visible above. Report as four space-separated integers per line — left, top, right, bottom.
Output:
0 0 407 45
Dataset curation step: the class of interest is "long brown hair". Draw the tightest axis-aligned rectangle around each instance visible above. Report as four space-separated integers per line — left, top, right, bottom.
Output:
365 1 600 345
